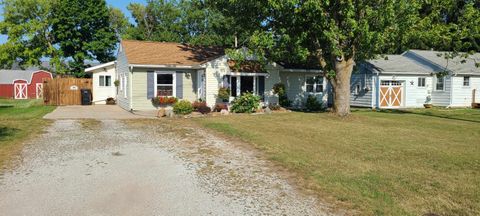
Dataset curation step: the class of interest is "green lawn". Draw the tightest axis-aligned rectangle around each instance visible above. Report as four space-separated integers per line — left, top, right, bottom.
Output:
194 109 480 216
0 99 55 169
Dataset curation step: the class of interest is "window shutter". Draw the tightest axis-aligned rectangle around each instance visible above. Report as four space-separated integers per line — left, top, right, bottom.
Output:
258 76 265 97
176 72 183 99
147 71 154 99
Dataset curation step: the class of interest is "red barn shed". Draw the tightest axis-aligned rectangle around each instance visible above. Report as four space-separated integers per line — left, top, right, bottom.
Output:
0 70 53 99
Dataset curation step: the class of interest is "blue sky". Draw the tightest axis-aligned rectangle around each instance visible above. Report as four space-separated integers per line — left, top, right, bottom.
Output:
0 0 146 44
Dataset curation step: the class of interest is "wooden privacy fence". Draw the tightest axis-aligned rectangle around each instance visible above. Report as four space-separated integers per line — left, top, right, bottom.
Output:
43 78 92 105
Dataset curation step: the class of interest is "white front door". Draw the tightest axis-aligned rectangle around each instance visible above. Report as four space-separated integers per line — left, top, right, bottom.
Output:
36 83 44 99
14 83 28 99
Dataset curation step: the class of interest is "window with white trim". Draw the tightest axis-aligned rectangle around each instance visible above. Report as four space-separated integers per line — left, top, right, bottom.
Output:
463 76 470 86
99 75 111 87
435 77 445 91
306 76 323 93
156 73 174 96
418 77 426 87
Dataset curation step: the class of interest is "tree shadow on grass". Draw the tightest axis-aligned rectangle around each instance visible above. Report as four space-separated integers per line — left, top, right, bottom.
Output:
376 109 480 124
0 127 20 141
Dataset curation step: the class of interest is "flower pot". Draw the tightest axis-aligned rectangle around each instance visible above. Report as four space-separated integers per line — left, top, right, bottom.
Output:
423 104 433 108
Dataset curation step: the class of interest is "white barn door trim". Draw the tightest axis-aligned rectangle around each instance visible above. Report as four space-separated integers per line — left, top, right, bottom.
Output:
14 83 28 99
379 80 403 108
36 83 44 99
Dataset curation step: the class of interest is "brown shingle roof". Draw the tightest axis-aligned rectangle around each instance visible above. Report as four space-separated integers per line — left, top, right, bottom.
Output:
121 40 225 66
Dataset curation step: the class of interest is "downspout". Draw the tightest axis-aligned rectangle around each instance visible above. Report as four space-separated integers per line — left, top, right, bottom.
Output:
375 71 380 110
447 74 454 108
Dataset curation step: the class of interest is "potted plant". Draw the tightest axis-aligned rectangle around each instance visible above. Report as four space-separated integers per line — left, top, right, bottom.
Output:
106 97 116 105
423 95 433 108
218 87 230 102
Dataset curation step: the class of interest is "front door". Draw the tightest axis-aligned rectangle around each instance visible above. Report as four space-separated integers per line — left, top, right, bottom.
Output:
380 81 403 108
36 83 44 99
14 83 28 99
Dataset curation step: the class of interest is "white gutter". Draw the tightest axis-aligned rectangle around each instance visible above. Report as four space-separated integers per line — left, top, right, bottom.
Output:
281 69 323 73
129 64 205 69
85 61 116 72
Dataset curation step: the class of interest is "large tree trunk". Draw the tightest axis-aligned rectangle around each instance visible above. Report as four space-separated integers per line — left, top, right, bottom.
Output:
330 57 354 117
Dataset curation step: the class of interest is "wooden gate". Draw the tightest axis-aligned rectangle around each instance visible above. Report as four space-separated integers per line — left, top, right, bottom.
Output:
43 78 92 105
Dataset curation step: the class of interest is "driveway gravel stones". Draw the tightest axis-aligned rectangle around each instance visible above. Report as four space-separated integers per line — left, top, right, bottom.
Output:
0 119 336 216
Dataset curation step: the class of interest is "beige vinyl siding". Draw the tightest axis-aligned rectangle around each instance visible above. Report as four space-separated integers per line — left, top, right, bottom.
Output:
130 68 198 110
116 46 131 110
204 56 229 107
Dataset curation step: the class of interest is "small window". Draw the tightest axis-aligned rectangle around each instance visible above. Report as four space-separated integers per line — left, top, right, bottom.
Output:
435 77 445 91
306 76 323 93
418 77 426 87
156 73 174 96
99 75 111 87
231 76 237 97
354 84 361 95
463 77 470 86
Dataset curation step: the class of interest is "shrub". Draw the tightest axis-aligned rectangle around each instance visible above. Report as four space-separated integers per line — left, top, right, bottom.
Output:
192 101 207 110
273 83 291 107
173 100 194 115
197 106 212 114
213 103 228 112
305 95 324 112
268 103 282 111
152 96 177 106
217 87 230 101
231 92 261 113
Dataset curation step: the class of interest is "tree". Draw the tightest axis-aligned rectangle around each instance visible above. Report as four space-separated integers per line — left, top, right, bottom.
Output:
0 0 121 76
216 0 479 116
51 0 117 76
0 0 66 72
124 0 237 47
109 7 131 37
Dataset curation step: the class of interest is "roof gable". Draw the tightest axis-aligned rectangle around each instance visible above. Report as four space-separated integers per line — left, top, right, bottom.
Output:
121 40 225 66
0 70 49 84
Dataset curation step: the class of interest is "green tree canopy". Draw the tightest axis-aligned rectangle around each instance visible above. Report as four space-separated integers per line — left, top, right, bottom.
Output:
0 0 122 76
214 0 480 116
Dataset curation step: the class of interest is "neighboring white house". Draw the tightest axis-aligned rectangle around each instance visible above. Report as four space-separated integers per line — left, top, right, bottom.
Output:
350 50 480 108
85 61 117 104
115 40 324 111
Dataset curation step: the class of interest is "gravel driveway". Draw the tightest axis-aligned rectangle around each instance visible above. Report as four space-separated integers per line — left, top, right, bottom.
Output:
0 119 336 216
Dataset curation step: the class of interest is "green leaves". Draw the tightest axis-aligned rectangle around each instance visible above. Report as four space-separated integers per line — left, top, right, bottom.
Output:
0 0 119 76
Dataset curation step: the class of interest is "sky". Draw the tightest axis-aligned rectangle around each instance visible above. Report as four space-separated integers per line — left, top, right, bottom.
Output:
0 0 146 44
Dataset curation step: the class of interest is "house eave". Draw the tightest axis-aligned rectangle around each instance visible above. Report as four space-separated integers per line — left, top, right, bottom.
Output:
281 69 323 73
129 64 206 69
85 61 116 73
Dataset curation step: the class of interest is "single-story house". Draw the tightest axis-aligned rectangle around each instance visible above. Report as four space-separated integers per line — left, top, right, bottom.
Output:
85 61 117 104
115 40 326 111
350 50 480 108
0 70 53 99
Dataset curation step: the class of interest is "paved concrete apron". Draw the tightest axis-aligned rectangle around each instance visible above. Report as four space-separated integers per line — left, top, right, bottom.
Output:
0 120 334 216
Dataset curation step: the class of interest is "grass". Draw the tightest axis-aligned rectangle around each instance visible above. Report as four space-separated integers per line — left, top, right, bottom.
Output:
194 109 480 216
0 99 55 169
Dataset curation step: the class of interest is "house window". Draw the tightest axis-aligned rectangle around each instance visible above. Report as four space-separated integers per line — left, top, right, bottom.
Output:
231 76 237 97
435 77 445 91
306 76 323 93
463 77 470 86
418 77 426 87
99 75 111 87
156 73 174 96
354 84 361 95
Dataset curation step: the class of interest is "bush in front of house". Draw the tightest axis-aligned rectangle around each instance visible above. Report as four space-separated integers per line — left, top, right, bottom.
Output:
217 87 230 102
152 96 177 106
305 95 325 112
192 100 211 114
173 100 194 115
268 103 282 111
231 92 261 113
273 83 291 107
213 103 228 112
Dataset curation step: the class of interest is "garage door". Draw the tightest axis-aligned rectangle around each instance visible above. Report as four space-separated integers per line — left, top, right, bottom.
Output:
380 81 403 108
